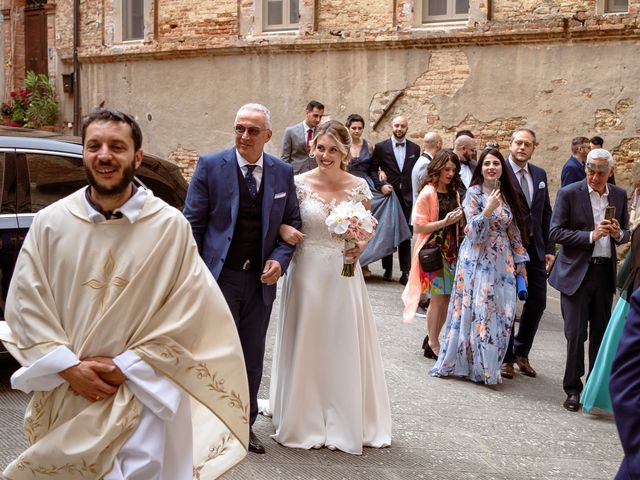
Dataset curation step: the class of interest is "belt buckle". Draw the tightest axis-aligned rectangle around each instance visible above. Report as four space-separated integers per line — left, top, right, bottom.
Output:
242 259 251 271
592 257 604 265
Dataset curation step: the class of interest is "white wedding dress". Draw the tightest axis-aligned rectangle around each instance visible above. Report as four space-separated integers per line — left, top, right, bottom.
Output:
269 175 392 455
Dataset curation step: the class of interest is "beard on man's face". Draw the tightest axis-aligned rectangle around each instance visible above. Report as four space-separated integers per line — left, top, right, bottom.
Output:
85 158 137 197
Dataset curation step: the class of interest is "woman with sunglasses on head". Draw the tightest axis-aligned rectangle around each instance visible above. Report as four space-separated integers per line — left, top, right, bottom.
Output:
431 148 529 384
402 149 464 359
345 114 411 278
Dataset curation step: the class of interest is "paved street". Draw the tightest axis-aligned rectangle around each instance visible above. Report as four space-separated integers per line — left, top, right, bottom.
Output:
0 262 623 479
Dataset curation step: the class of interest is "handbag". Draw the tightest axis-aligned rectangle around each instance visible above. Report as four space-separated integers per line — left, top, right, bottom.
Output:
418 197 461 273
419 245 443 272
419 229 444 273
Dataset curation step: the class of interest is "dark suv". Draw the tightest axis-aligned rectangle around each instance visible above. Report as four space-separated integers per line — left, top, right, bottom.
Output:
0 127 188 355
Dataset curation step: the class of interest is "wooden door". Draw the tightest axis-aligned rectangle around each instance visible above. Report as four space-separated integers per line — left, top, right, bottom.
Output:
24 9 48 75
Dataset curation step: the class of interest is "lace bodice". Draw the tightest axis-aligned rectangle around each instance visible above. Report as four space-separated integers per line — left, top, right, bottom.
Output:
294 176 372 254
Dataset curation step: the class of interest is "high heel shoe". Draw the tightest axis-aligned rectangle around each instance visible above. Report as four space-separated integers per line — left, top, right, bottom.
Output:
422 336 438 360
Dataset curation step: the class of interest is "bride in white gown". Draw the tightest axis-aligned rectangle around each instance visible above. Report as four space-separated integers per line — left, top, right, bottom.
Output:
270 120 392 454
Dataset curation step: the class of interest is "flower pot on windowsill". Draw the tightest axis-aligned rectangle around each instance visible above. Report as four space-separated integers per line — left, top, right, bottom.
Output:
38 125 56 132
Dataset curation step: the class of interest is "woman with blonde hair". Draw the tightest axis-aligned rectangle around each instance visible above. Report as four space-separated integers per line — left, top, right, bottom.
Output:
402 149 464 359
271 120 392 454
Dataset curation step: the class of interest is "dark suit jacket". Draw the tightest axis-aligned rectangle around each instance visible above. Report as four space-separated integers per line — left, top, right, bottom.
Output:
560 155 586 187
610 287 640 480
507 160 554 262
548 180 630 296
370 138 420 219
184 147 302 304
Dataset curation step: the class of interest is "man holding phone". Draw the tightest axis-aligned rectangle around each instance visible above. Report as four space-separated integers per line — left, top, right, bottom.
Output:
549 148 630 412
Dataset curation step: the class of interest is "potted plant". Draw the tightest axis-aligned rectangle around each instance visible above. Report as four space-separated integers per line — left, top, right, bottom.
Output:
23 71 59 130
1 87 30 127
2 71 59 130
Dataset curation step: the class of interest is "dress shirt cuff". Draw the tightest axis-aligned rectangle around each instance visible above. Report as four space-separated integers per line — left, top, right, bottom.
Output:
114 350 182 422
589 232 593 244
10 345 80 393
616 230 624 242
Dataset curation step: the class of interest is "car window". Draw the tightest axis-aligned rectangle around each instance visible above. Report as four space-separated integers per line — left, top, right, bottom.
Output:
21 152 86 213
0 152 10 213
0 152 17 320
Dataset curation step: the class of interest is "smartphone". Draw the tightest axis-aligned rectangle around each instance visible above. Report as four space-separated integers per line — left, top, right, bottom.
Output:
494 179 501 191
604 206 616 220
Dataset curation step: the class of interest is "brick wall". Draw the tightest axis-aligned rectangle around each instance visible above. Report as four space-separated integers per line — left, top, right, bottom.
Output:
167 145 199 181
157 1 238 43
5 0 640 191
317 0 391 35
24 1 633 62
2 0 26 94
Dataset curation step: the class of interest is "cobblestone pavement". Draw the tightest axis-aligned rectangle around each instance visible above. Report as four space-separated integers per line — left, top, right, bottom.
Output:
0 262 623 479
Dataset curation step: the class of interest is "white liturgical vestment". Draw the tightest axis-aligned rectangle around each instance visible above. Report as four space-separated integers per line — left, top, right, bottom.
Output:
0 187 249 479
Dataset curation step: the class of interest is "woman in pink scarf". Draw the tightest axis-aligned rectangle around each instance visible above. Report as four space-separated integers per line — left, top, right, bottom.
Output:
402 149 464 358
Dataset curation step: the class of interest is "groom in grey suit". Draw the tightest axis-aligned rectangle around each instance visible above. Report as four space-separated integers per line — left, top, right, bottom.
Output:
549 148 630 412
280 100 324 174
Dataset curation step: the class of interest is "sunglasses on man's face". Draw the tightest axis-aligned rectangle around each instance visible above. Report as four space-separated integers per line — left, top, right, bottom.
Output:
586 162 610 173
234 125 267 137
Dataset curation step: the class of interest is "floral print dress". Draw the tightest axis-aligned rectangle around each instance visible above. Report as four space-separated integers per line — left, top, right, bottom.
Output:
430 184 529 384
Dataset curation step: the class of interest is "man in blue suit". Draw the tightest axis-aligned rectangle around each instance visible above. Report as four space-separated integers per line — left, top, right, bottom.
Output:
184 103 301 453
610 287 640 480
560 136 589 187
549 148 630 412
502 128 555 379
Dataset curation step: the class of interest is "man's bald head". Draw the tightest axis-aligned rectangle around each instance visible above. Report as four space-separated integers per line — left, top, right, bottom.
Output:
391 116 409 140
454 135 475 150
423 132 442 154
453 135 477 164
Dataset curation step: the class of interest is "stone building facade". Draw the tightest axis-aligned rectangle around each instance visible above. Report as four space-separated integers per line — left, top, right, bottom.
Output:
2 0 640 191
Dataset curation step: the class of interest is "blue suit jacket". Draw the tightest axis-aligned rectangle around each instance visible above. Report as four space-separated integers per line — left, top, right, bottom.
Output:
507 160 554 262
610 287 640 480
548 180 630 296
560 155 586 187
184 147 301 304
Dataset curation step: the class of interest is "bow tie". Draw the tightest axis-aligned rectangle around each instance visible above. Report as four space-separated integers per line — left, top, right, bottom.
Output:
395 142 405 148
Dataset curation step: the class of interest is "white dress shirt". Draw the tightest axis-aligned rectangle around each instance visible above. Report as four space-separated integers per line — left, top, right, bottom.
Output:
392 136 406 171
508 157 534 204
236 150 264 191
459 163 472 188
588 184 612 258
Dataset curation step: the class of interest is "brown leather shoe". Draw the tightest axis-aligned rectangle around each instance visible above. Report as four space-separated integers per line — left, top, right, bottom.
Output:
501 362 514 379
515 356 537 377
248 429 266 454
563 394 581 412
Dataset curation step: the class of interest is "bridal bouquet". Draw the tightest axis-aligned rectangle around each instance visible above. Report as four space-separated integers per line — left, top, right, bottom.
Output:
325 200 377 277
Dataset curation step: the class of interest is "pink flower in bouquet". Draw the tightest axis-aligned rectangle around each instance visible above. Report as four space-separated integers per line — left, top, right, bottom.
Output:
325 200 377 276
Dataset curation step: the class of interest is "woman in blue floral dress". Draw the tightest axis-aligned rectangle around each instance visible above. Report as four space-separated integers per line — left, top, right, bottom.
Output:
431 148 529 384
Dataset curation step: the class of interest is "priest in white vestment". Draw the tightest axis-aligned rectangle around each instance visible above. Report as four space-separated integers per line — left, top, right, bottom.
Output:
0 108 249 479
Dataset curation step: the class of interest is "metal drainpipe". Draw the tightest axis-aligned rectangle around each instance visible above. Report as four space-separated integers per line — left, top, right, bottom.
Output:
72 0 80 135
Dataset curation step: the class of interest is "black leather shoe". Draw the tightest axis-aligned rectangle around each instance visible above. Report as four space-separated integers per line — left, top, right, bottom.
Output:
422 335 438 360
399 272 409 285
563 394 580 412
383 269 393 282
248 429 266 454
